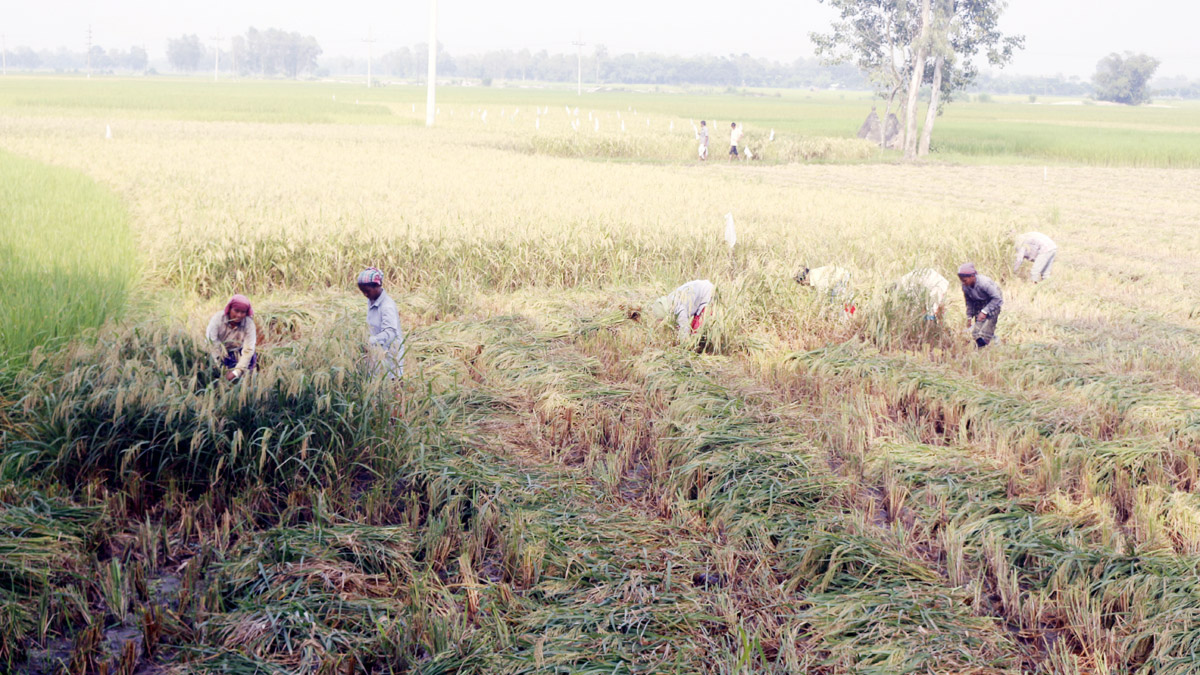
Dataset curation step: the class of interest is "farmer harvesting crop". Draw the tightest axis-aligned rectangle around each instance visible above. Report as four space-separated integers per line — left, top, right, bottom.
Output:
357 267 406 379
1012 231 1058 282
957 262 1003 348
698 120 709 160
795 265 856 316
651 279 715 340
729 122 742 160
206 294 257 381
895 268 950 320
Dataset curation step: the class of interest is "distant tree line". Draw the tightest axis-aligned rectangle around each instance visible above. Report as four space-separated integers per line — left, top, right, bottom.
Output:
326 45 869 89
168 28 322 78
2 45 149 73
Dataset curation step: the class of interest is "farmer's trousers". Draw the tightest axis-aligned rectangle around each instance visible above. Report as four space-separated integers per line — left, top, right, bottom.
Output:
1030 249 1057 282
972 311 999 348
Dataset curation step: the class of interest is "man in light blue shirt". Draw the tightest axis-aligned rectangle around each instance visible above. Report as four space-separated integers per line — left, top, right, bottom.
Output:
357 267 405 379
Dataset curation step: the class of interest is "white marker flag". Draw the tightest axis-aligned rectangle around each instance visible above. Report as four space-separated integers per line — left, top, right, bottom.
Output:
724 213 737 249
105 124 112 140
769 129 775 141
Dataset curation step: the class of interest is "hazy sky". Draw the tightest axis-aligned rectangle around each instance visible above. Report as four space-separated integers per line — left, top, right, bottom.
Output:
7 0 1200 78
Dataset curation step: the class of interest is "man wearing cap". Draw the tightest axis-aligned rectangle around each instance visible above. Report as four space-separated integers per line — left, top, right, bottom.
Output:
357 267 406 379
957 262 1003 349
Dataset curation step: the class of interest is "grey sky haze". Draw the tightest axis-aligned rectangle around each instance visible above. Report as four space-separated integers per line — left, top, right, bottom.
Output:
6 0 1199 78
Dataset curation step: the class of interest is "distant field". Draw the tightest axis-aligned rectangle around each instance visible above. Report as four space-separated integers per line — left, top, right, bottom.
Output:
2 77 1200 673
3 76 1200 166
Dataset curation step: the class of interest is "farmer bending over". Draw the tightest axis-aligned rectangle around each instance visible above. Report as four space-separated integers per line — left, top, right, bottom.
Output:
206 294 257 381
1012 231 1058 283
957 262 1003 349
651 279 715 340
357 267 406 379
795 265 855 316
895 268 950 321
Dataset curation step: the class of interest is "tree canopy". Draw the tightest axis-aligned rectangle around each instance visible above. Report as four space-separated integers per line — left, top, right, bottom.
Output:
1093 52 1160 105
166 34 203 72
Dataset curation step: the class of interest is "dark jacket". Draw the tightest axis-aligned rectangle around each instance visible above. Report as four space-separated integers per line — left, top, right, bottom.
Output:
962 274 1003 317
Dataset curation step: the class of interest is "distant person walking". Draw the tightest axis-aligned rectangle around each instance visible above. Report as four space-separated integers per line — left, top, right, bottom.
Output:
651 279 715 340
698 120 709 160
1012 231 1058 283
729 122 742 160
206 294 257 381
957 262 1003 349
357 267 406 379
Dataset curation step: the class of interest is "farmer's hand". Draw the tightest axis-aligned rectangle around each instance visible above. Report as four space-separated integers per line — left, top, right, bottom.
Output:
976 312 988 323
225 369 240 382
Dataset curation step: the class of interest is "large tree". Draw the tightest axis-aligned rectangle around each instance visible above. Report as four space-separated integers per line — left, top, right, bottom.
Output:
917 0 1023 155
1093 52 1160 105
167 34 204 72
812 0 919 147
812 0 1022 157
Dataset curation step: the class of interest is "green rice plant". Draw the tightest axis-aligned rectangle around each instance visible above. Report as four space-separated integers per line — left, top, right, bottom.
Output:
0 150 136 369
4 320 387 497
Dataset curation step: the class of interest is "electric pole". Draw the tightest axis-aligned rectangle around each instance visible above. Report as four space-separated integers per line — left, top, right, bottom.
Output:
571 33 585 96
86 25 92 78
425 0 437 126
211 33 222 81
2 34 7 76
364 29 376 88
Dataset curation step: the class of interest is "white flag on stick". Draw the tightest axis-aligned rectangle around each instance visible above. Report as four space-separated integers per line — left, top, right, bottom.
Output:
724 213 737 249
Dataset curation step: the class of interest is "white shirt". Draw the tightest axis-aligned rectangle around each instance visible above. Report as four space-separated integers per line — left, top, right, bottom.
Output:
730 127 743 146
896 268 950 315
807 266 851 295
366 289 406 379
205 311 256 371
657 280 714 339
1013 232 1058 269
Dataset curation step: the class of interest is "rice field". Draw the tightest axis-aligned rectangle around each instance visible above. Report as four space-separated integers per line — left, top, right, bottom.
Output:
1 76 1200 673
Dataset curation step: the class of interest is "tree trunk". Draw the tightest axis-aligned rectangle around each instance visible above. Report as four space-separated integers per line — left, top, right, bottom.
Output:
903 0 932 160
918 54 944 157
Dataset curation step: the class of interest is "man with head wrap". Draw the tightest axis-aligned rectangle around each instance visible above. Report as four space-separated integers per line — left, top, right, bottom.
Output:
957 262 1003 349
357 267 406 379
206 294 257 381
651 279 715 341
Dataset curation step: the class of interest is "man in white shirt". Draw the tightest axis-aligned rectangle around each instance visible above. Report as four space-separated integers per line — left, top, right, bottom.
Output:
651 280 715 340
1012 231 1058 283
729 122 742 160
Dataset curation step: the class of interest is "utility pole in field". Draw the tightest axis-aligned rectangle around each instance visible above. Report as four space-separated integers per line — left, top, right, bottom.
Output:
425 0 437 126
211 33 222 81
2 34 7 75
363 29 376 87
86 25 92 78
571 33 585 96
